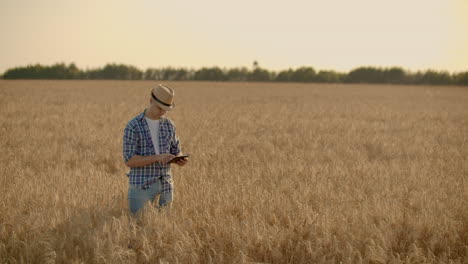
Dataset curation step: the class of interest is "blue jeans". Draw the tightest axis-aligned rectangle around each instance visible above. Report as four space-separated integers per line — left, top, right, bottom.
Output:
128 179 173 215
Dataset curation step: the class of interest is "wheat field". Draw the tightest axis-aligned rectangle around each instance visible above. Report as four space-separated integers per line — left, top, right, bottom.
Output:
0 80 467 263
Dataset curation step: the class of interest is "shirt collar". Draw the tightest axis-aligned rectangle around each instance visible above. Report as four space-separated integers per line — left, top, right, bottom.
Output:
138 109 166 122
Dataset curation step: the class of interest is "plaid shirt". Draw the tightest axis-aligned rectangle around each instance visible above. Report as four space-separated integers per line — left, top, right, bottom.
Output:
123 110 181 191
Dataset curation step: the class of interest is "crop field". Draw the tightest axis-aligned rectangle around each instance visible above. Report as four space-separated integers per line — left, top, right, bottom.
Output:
0 80 467 263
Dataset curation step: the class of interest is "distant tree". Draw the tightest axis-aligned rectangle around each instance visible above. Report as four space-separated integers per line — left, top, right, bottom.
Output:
346 67 384 83
159 67 191 80
144 68 159 80
2 62 464 86
454 71 468 86
419 70 452 85
291 67 316 82
162 67 176 80
248 68 272 82
95 63 142 80
194 67 226 81
275 69 294 82
48 63 67 79
226 67 249 81
383 67 405 84
133 67 193 80
175 68 193 80
3 64 36 79
82 68 101 79
404 71 421 84
3 63 83 79
67 63 81 79
316 70 342 83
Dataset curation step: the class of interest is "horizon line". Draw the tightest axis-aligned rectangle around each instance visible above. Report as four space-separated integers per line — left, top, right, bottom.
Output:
1 61 467 75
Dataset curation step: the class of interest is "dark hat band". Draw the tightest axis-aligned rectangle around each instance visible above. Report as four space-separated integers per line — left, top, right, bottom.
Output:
151 92 172 107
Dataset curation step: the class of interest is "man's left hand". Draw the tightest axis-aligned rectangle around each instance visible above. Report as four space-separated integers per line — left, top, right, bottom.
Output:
175 157 188 167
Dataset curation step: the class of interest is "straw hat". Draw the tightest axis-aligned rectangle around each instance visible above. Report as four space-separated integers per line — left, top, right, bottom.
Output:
151 84 175 111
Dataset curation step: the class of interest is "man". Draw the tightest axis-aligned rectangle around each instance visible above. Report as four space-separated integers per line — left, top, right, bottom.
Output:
123 84 188 215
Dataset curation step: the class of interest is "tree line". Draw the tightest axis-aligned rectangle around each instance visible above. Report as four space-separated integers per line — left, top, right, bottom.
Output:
2 63 468 86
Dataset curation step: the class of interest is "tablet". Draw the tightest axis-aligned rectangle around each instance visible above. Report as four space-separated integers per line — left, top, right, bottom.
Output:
169 154 190 163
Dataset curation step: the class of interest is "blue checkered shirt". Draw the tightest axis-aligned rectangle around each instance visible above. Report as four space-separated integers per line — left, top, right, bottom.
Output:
123 110 181 191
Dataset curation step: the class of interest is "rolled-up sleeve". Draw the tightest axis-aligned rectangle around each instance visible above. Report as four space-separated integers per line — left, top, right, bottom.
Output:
123 124 137 163
170 123 181 155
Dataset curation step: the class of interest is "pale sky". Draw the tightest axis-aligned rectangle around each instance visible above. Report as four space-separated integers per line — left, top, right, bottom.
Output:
1 0 467 74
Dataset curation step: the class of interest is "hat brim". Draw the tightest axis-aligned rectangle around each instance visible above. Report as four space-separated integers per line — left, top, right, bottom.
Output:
156 101 175 111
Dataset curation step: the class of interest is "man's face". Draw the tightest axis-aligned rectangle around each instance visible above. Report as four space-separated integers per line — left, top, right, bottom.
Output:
150 99 167 118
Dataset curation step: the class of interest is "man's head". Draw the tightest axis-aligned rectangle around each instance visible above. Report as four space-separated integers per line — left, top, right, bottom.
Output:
147 84 175 119
150 84 175 111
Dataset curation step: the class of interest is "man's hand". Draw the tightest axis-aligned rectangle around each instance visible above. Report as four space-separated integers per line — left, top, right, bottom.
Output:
175 157 189 167
158 153 175 164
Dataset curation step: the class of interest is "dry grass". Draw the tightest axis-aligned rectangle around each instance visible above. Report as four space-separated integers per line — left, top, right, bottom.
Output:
0 80 467 263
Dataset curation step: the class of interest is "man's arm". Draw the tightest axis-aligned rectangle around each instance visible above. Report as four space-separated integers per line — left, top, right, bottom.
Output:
168 121 188 167
125 154 175 168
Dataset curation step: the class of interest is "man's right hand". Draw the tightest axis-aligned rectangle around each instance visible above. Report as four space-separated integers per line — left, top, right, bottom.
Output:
158 153 175 164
